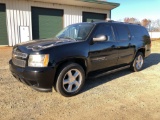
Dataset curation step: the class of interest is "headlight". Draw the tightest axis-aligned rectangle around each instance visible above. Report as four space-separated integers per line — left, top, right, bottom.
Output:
28 54 49 67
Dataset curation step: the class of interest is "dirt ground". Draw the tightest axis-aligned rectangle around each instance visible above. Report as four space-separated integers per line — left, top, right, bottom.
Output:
0 41 160 120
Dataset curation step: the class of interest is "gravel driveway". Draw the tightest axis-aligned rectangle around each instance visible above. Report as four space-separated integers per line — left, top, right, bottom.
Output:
0 41 160 120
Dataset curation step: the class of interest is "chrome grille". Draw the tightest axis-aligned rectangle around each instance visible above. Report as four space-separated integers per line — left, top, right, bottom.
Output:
12 48 27 67
12 57 26 67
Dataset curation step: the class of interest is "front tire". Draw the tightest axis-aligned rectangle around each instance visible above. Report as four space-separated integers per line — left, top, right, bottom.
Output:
130 52 144 72
56 63 85 97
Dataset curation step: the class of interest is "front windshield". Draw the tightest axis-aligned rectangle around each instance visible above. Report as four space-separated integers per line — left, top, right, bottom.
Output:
56 23 94 41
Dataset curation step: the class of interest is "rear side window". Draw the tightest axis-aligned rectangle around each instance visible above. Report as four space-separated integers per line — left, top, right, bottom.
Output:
116 24 130 41
128 25 149 39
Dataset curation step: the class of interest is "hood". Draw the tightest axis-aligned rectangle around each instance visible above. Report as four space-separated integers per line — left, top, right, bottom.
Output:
17 38 76 51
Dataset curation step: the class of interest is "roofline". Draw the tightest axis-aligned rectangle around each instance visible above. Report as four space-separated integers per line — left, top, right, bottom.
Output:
90 20 141 26
27 0 120 10
77 0 120 9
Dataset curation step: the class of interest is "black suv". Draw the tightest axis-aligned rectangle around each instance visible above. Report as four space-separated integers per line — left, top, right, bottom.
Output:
9 21 151 96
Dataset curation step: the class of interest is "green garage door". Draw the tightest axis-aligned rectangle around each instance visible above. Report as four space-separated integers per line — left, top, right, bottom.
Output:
32 7 63 40
83 12 107 22
0 4 8 45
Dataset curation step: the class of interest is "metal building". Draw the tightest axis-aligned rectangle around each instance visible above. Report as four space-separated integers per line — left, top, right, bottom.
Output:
0 0 119 46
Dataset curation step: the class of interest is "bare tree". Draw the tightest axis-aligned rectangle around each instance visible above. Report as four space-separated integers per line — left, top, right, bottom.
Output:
124 17 130 23
123 18 160 32
150 19 160 32
155 19 160 31
141 19 151 27
124 17 140 24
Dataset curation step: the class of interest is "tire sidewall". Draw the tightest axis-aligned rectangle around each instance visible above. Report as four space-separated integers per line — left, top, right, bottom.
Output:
56 63 85 97
132 52 144 72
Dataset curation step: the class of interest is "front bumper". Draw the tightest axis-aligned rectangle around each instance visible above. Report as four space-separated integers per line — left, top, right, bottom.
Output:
9 60 56 92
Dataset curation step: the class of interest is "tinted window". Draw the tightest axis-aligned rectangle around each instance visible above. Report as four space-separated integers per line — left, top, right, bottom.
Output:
116 25 130 41
94 24 114 41
129 25 149 39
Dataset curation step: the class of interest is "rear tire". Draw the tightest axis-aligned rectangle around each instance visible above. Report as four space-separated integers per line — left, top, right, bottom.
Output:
56 63 85 97
130 52 144 72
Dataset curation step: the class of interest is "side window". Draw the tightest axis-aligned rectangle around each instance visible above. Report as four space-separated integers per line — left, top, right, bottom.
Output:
94 24 114 41
131 26 141 38
116 25 130 41
129 25 149 39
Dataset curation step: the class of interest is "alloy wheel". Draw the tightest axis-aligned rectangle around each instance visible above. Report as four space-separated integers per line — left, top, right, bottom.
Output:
135 55 144 70
62 69 82 93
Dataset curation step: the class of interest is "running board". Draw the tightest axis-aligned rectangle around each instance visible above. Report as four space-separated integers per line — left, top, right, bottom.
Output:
88 65 130 78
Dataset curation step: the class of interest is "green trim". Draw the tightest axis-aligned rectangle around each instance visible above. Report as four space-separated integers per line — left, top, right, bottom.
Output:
31 7 63 39
77 0 120 7
83 12 107 22
0 4 8 45
110 10 111 18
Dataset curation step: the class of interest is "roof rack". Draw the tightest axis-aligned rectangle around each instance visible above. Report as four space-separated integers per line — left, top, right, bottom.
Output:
91 20 141 25
91 19 119 23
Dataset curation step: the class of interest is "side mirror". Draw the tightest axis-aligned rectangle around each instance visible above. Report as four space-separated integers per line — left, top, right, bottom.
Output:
93 35 108 42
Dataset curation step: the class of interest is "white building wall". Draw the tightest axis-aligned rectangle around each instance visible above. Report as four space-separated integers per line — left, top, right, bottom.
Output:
149 32 160 38
0 0 110 46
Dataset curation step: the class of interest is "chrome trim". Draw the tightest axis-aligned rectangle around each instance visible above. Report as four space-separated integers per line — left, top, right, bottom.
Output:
13 51 28 58
63 69 82 93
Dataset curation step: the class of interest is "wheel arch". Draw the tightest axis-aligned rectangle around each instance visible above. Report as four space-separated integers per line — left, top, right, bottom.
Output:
53 58 87 85
136 47 145 58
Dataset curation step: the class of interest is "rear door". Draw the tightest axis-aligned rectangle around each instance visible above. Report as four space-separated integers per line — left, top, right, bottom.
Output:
113 24 135 65
89 23 118 71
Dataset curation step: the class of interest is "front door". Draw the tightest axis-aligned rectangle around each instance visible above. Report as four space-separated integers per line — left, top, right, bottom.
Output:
20 26 30 43
89 23 118 71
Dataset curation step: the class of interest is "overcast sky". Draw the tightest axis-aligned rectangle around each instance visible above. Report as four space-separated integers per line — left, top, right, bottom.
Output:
108 0 160 21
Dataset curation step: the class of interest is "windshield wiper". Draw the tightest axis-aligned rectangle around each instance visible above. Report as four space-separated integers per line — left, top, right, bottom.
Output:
56 36 60 39
60 36 76 41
